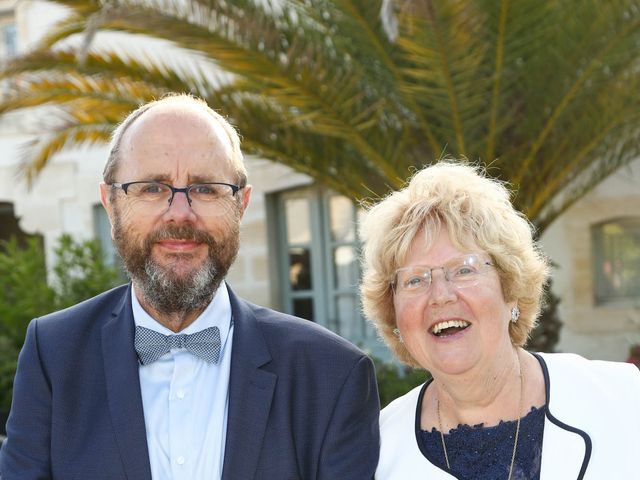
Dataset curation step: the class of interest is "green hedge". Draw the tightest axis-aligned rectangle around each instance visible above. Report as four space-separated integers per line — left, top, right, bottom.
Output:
372 357 429 408
628 344 640 368
0 235 121 410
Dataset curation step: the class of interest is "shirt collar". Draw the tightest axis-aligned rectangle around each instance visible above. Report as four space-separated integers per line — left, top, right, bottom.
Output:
131 281 233 338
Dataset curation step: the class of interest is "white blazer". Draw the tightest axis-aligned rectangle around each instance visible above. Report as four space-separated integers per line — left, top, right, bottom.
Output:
376 353 640 479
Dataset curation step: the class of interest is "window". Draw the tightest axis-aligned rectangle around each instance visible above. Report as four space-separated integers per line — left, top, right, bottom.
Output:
592 217 640 305
93 204 120 268
268 187 378 350
0 10 17 98
0 5 17 62
1 22 16 59
0 201 44 250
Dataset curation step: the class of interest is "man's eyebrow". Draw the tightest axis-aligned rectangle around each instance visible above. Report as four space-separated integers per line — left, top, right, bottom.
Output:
132 174 226 184
140 174 187 184
188 174 222 184
145 174 172 183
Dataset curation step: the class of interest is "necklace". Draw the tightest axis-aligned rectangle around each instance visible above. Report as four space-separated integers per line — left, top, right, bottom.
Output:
436 354 524 480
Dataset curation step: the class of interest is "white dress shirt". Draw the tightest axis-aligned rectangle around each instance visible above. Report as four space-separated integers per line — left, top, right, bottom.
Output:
132 282 234 480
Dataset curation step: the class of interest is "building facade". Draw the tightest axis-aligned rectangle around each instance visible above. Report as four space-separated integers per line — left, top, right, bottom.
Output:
1 0 639 362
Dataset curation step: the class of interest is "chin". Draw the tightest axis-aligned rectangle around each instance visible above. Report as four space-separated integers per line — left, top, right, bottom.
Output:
430 352 480 376
156 250 203 266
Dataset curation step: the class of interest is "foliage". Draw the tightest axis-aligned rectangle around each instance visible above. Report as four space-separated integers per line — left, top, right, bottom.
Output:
627 344 640 368
0 336 20 410
527 279 562 353
0 0 638 232
0 235 121 411
52 234 123 309
373 356 429 408
0 237 56 348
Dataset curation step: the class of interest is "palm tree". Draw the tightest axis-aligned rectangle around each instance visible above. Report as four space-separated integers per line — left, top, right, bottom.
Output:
1 0 639 232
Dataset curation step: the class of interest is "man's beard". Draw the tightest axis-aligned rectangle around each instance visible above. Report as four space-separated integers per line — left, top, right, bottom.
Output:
112 212 240 316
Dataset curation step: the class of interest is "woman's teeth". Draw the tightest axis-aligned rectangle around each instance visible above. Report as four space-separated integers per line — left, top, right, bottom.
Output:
431 320 470 336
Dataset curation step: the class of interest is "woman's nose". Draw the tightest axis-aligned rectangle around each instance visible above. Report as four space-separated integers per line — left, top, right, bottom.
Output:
427 268 457 305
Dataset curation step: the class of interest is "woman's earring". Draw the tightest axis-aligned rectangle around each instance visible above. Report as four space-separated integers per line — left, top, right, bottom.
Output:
392 328 404 343
511 306 520 323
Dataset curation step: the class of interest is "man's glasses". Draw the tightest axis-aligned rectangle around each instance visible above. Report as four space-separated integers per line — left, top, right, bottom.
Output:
392 253 495 297
109 181 242 216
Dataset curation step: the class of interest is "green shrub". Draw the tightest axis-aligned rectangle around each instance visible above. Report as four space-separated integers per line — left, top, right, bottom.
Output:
627 344 640 368
373 357 429 408
0 237 56 349
527 279 562 353
0 336 20 409
52 234 123 310
0 235 121 411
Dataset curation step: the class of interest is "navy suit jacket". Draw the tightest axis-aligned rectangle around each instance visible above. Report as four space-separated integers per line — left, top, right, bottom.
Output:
0 284 380 479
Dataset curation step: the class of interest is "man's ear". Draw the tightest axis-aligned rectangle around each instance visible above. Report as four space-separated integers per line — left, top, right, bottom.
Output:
239 184 252 218
99 182 116 238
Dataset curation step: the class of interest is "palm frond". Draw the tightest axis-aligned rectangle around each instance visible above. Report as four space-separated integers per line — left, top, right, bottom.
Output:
19 118 115 184
1 0 639 232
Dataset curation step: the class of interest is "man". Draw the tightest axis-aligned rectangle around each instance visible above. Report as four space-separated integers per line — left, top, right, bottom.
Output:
0 94 380 479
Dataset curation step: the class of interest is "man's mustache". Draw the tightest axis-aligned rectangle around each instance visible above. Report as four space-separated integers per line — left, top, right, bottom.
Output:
146 225 215 245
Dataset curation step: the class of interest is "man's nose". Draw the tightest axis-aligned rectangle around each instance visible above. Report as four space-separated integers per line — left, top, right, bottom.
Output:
164 191 196 222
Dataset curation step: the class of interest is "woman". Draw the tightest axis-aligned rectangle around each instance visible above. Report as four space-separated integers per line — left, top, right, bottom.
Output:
360 162 640 479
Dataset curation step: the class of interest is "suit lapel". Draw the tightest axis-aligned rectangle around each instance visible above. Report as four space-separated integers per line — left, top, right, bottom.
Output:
534 353 591 479
222 290 277 480
101 285 153 480
540 418 588 479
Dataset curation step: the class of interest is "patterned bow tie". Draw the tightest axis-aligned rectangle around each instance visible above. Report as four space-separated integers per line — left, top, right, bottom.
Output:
134 325 221 365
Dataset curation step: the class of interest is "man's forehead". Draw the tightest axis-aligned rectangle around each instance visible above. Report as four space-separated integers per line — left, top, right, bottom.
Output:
138 172 230 183
123 103 229 143
116 104 236 179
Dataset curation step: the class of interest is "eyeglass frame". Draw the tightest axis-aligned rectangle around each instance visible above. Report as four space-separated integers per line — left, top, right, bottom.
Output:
108 180 243 208
391 253 495 295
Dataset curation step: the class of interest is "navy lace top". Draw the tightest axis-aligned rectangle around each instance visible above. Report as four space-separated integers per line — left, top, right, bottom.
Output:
418 404 546 480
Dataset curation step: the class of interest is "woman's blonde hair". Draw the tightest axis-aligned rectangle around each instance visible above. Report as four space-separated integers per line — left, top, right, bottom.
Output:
360 161 549 367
